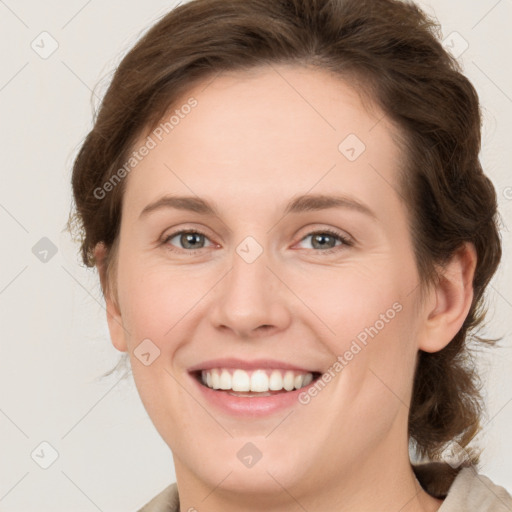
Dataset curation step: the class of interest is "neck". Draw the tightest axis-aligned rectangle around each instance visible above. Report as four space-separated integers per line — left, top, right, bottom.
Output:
174 459 443 511
174 419 444 511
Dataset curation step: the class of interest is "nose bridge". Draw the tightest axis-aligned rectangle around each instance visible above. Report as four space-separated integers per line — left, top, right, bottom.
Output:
209 233 290 337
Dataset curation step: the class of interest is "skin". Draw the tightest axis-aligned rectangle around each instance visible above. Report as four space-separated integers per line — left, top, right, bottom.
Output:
95 64 476 511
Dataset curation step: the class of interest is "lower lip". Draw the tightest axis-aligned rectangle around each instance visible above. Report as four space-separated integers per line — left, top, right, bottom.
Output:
190 373 318 417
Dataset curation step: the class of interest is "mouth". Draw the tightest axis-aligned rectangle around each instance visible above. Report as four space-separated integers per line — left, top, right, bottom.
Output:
190 368 323 397
187 358 325 416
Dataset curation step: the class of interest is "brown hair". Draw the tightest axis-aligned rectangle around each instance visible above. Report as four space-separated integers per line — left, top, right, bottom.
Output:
67 0 502 490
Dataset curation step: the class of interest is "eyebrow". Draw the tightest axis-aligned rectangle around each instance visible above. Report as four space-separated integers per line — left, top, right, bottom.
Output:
139 193 377 220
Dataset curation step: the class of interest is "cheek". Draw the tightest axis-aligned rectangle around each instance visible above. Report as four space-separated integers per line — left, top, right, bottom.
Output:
120 254 413 355
116 266 195 436
307 266 404 347
314 262 418 393
118 263 200 345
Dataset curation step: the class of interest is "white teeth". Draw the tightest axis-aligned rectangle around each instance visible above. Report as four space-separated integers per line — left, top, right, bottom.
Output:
211 369 220 389
283 371 295 391
199 368 315 393
250 370 269 392
232 369 250 391
269 370 283 390
302 373 313 386
219 369 231 390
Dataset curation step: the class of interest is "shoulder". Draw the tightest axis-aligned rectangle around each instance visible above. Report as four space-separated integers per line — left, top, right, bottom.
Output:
134 468 512 512
414 462 512 511
442 466 512 511
136 483 179 512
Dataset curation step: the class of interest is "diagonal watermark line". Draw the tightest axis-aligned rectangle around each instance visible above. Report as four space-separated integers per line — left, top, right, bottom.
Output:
396 486 422 512
59 264 130 336
165 160 335 336
405 280 421 298
60 60 101 100
466 465 512 512
61 0 93 29
476 478 512 511
266 470 310 511
404 267 438 299
264 265 336 335
490 283 512 309
404 265 441 300
0 472 29 502
61 370 130 439
164 267 233 336
163 367 234 437
265 410 294 438
0 265 28 296
472 61 512 104
0 203 29 233
268 62 337 131
471 0 503 30
60 264 109 311
163 163 232 234
200 471 233 503
368 367 410 409
482 395 512 432
266 163 337 234
61 471 104 511
0 1 29 28
199 69 222 94
450 370 512 456
0 62 29 92
368 162 407 203
0 408 29 438
369 113 386 132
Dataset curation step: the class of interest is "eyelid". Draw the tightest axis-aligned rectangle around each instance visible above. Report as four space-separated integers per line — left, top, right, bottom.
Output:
290 228 354 257
161 225 354 255
161 227 216 254
296 228 353 249
296 223 354 241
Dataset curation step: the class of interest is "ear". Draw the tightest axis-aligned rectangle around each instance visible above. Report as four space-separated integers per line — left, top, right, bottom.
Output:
94 242 128 353
417 242 477 353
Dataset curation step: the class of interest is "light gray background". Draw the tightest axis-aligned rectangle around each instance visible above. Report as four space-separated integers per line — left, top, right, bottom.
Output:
0 0 511 510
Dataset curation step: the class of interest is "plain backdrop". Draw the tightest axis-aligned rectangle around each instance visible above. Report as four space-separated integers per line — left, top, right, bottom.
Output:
0 0 511 510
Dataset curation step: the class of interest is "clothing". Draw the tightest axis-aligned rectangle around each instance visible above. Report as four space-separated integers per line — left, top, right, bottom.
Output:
137 482 179 512
137 464 512 511
438 466 512 511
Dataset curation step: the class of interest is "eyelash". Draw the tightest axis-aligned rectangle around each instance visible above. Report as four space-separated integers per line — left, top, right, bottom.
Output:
161 228 353 256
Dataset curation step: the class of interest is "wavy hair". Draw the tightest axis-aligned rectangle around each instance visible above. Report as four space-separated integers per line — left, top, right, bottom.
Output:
67 0 502 491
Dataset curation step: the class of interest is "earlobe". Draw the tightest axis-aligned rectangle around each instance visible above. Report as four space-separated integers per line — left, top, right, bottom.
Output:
418 242 477 353
93 242 128 353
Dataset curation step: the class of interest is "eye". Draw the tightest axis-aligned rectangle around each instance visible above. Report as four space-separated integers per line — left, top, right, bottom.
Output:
162 229 215 254
295 229 353 254
161 228 353 255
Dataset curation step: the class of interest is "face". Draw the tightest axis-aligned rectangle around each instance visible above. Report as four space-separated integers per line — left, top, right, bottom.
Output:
105 65 429 498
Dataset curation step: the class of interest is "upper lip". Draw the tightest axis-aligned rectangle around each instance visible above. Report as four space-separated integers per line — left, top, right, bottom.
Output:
187 358 319 373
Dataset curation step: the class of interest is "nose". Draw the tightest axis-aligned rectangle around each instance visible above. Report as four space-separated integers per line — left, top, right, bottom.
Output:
208 245 291 339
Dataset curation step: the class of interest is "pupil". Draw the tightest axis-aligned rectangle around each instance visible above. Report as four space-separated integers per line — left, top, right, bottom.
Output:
179 233 335 250
183 233 202 249
315 234 333 249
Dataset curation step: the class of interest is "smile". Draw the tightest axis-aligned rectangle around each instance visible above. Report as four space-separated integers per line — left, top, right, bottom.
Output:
188 368 323 416
199 368 318 395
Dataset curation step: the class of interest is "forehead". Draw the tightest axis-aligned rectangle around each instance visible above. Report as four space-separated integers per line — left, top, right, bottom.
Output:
122 64 406 219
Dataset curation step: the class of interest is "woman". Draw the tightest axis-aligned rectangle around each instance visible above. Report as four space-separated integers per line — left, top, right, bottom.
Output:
67 0 512 510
